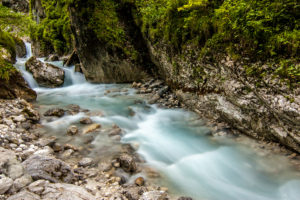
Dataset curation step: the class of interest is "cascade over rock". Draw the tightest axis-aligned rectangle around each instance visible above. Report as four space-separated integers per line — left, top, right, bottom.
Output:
25 56 65 88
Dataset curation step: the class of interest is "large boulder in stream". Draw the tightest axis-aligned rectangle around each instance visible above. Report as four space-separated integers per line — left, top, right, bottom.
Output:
25 56 65 88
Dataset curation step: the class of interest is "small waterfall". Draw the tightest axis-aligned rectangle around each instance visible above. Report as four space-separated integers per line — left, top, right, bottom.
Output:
15 42 38 88
62 65 86 86
25 42 32 59
16 42 86 89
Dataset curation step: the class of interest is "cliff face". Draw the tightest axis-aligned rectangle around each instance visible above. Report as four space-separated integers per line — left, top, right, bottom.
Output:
68 1 154 83
147 42 300 153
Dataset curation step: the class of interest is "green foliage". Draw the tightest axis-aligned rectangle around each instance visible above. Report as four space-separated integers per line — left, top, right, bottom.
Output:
89 0 126 48
0 57 15 81
135 0 299 81
29 0 72 55
0 29 16 59
0 5 35 36
214 0 299 58
276 59 300 83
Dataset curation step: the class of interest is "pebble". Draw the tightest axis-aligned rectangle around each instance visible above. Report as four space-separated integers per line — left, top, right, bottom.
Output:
135 177 145 186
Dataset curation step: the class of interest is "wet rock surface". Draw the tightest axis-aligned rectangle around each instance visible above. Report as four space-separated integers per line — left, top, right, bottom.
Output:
44 108 65 117
0 71 37 101
25 56 65 88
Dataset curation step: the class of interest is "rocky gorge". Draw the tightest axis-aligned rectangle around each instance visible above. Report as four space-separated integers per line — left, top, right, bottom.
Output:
0 0 300 199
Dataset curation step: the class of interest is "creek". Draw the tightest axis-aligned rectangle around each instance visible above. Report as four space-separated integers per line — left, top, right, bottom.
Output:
15 43 300 200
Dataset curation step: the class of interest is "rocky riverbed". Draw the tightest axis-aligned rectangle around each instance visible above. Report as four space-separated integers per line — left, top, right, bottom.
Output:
0 98 176 200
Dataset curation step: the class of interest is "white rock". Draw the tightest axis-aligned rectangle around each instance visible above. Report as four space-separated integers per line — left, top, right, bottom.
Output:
0 175 13 195
14 174 33 191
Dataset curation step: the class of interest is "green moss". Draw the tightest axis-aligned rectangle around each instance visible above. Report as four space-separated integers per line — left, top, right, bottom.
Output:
0 5 35 36
89 0 125 48
29 0 72 55
0 57 15 81
0 29 16 60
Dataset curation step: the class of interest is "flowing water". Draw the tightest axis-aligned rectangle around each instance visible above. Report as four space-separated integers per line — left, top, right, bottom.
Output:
15 43 300 200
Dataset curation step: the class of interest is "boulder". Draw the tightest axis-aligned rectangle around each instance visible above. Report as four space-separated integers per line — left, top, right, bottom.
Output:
80 117 93 124
78 157 93 167
25 56 65 88
7 190 40 200
118 154 137 173
22 155 75 183
0 147 25 180
0 70 37 101
13 174 33 191
44 108 65 117
82 123 101 134
0 175 13 194
23 180 95 200
67 104 81 114
2 0 29 13
67 125 78 135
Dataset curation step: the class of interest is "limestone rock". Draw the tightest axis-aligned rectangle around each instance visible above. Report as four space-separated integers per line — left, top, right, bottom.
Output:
22 155 75 183
67 125 78 135
25 56 65 88
118 154 137 173
14 174 33 191
44 108 65 117
78 157 93 167
82 123 101 134
80 117 93 124
7 190 40 200
0 175 13 194
139 191 168 200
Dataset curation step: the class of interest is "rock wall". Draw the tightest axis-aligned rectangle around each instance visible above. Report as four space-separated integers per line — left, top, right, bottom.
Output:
146 42 300 153
68 1 152 83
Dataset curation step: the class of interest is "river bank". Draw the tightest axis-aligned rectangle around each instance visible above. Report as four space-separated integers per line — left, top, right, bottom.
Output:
132 78 300 170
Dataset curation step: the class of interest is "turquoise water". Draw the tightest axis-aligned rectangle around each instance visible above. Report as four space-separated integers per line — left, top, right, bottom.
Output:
16 43 300 200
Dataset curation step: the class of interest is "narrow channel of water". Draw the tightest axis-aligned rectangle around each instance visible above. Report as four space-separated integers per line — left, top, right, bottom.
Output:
15 43 300 200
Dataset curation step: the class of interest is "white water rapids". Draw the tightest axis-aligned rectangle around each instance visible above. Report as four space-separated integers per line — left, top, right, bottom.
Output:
14 43 300 200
